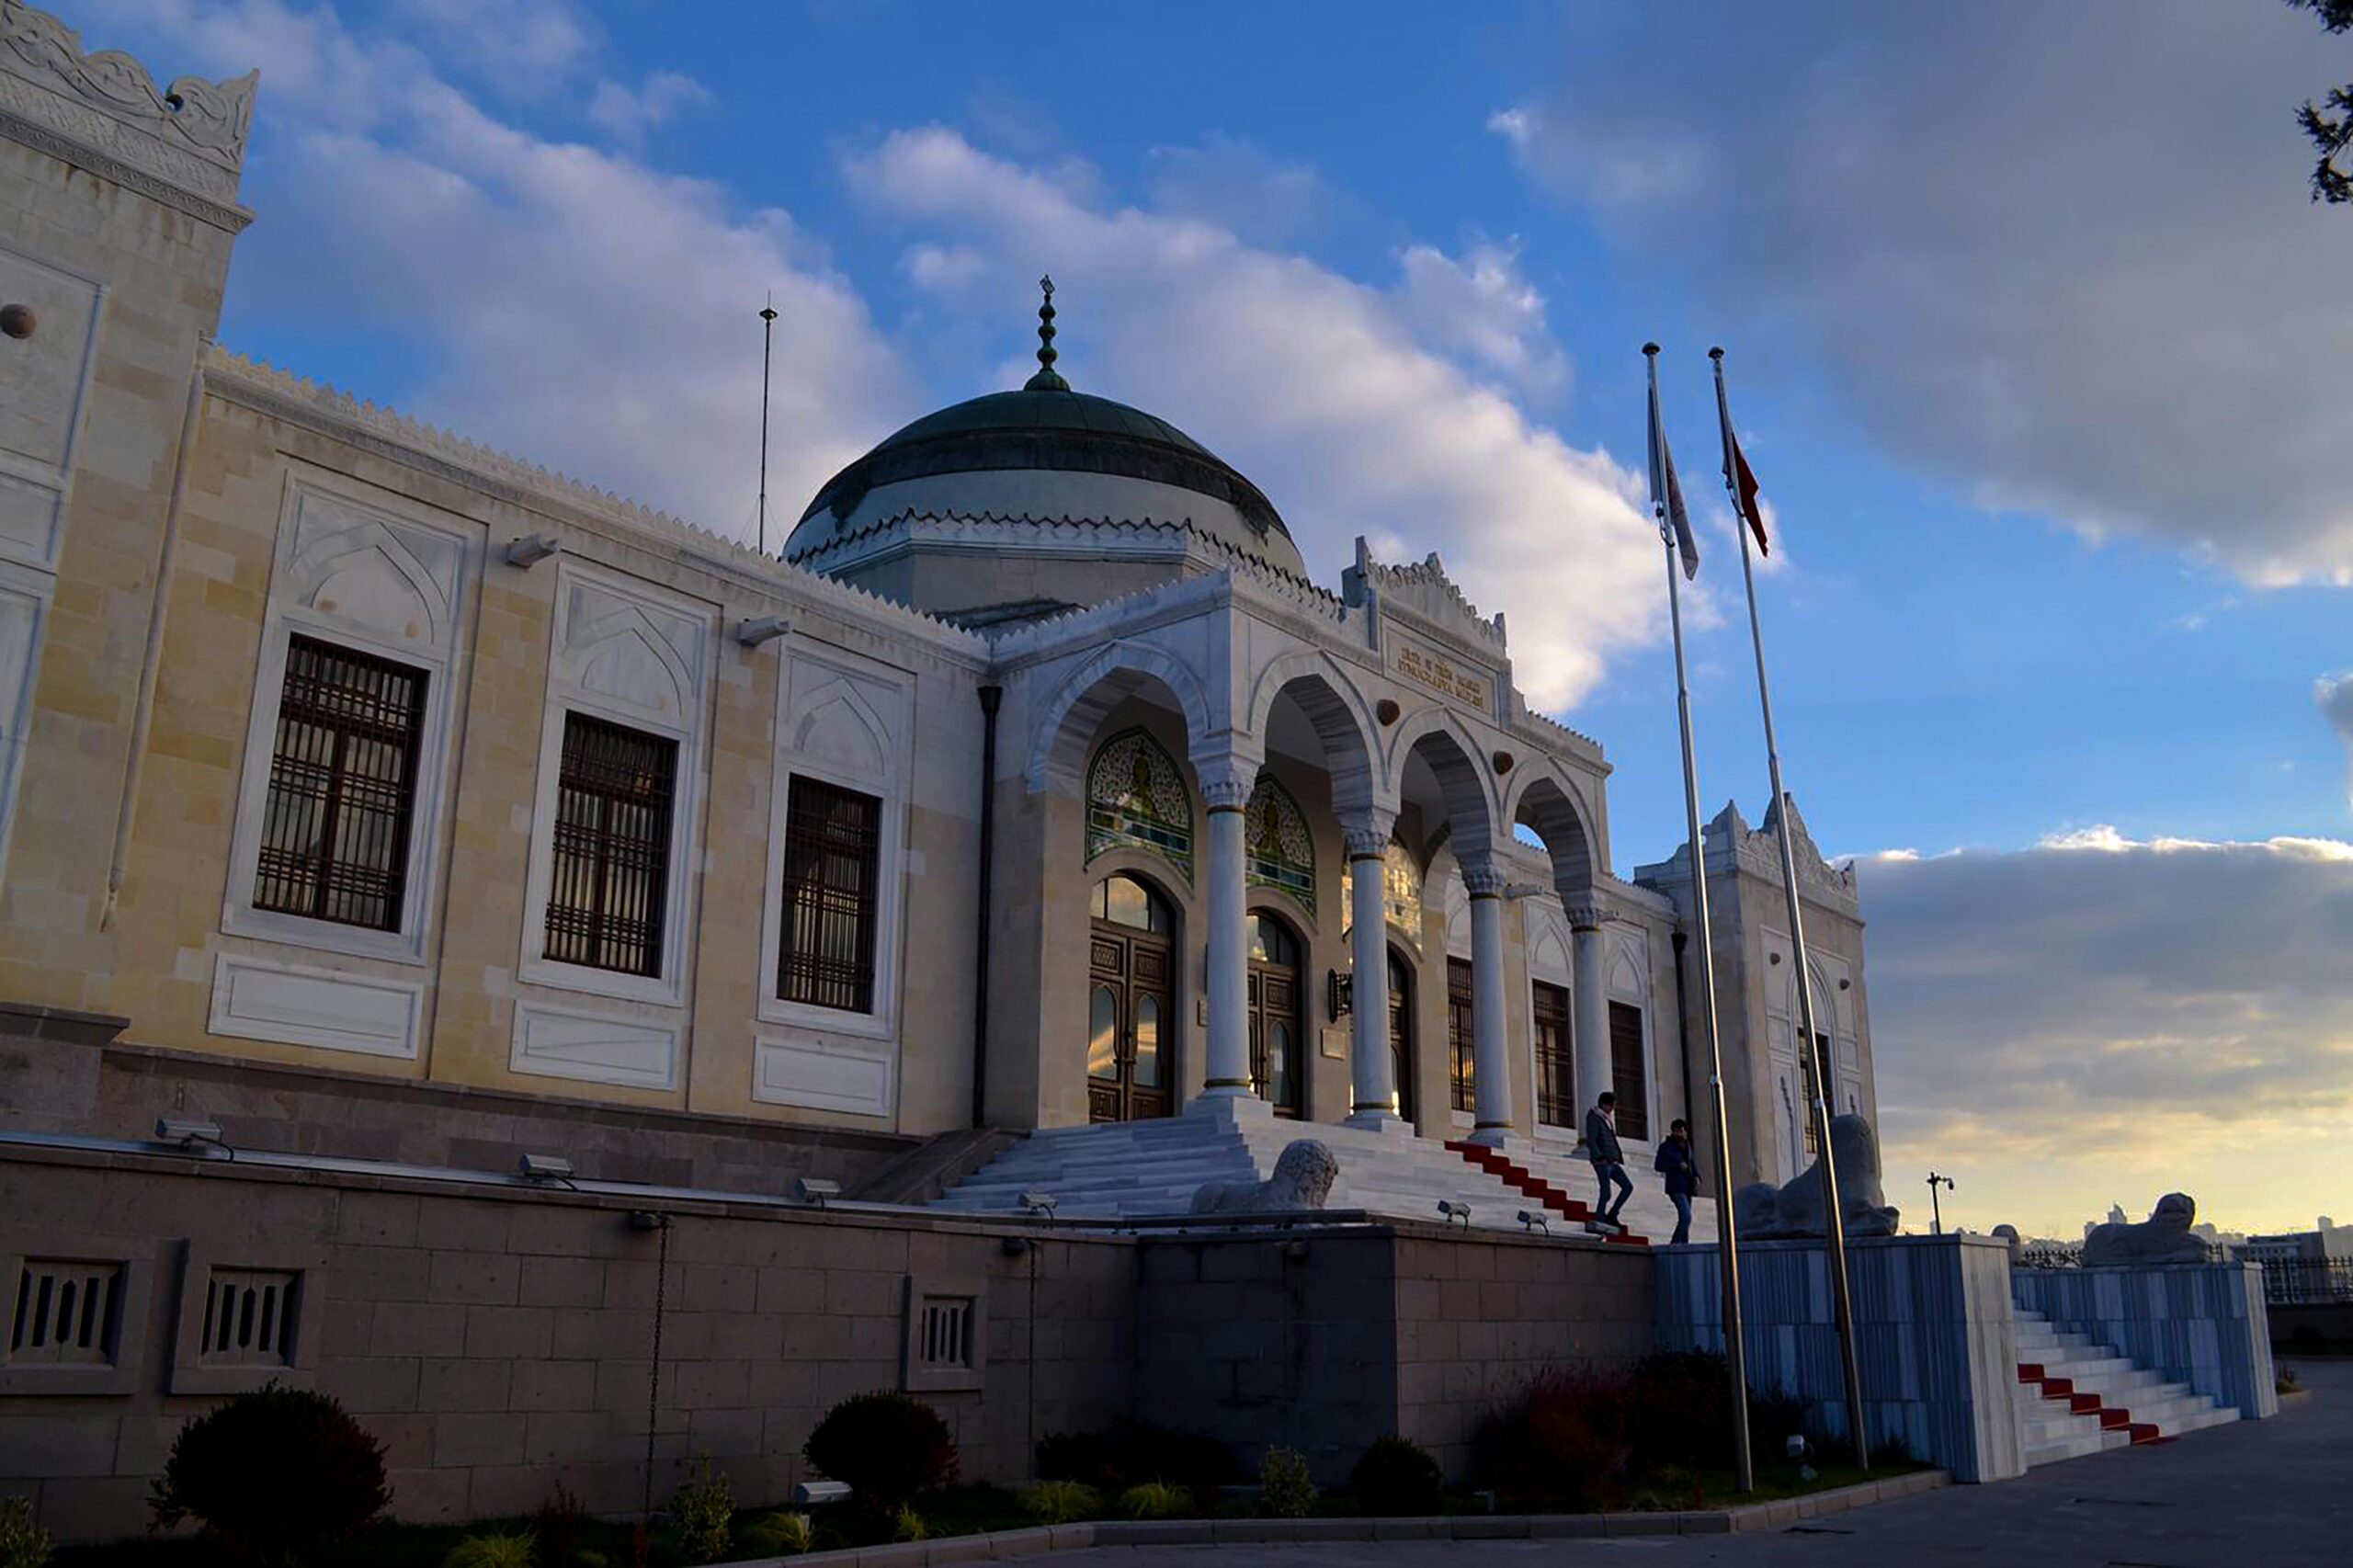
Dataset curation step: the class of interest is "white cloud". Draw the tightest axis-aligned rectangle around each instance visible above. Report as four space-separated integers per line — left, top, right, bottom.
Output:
1495 2 2353 585
1145 135 1336 249
2320 674 2353 811
586 69 713 142
1862 829 2353 1234
1392 237 1568 399
391 0 596 89
82 0 912 543
847 128 1661 708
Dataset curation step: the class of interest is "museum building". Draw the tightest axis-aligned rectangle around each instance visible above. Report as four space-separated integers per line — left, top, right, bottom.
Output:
0 4 1889 1536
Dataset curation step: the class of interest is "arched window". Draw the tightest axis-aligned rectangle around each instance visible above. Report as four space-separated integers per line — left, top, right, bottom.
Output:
1086 729 1193 881
1246 911 1304 1117
1087 872 1177 1123
1245 777 1315 915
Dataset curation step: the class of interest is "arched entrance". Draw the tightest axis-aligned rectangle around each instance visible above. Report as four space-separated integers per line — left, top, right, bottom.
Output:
1387 946 1415 1122
1087 873 1176 1123
1245 911 1304 1117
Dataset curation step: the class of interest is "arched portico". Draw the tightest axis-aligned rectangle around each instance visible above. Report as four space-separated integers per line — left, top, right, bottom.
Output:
1509 765 1611 1151
1026 640 1218 797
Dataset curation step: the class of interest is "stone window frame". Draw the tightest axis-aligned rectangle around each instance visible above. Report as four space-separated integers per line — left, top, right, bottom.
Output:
0 1231 154 1396
166 1241 329 1397
517 560 716 1010
901 1274 987 1394
221 467 479 969
1605 929 1659 1150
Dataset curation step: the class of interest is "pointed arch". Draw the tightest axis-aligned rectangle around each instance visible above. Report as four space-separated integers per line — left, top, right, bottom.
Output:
1386 704 1499 855
1086 727 1196 882
1506 758 1601 903
1026 639 1215 795
291 522 449 645
790 676 891 780
1245 649 1383 818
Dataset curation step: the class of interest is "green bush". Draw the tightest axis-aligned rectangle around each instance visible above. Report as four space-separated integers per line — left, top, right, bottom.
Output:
148 1381 390 1564
443 1531 535 1568
738 1512 817 1556
0 1497 52 1568
1035 1422 1239 1504
1348 1436 1444 1517
1256 1449 1316 1519
889 1506 928 1543
668 1456 734 1566
804 1392 960 1519
1471 1369 1631 1514
1113 1482 1194 1521
1018 1481 1102 1526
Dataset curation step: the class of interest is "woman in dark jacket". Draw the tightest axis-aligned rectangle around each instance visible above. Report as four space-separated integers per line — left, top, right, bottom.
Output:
1654 1119 1699 1244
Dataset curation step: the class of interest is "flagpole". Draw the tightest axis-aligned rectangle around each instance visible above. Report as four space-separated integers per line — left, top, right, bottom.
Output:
1710 346 1870 1471
1644 343 1754 1494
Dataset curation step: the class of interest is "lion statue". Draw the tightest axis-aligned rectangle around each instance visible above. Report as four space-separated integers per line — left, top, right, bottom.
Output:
1190 1139 1338 1214
2081 1193 2208 1267
1991 1223 2025 1267
1733 1113 1901 1239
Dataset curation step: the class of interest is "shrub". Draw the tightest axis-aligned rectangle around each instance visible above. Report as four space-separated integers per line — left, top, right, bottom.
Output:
1256 1449 1316 1519
1114 1483 1194 1520
668 1456 733 1566
148 1381 390 1565
1035 1422 1240 1503
532 1484 587 1568
805 1392 960 1517
738 1513 817 1556
1018 1481 1102 1526
444 1532 535 1568
1471 1369 1631 1514
0 1497 52 1568
889 1506 928 1543
1625 1351 1737 1474
1348 1436 1444 1517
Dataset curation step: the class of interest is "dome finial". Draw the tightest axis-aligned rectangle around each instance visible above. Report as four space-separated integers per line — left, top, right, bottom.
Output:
1024 274 1071 392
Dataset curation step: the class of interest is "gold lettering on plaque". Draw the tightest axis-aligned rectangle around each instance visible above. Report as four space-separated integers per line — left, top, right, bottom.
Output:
1394 642 1490 708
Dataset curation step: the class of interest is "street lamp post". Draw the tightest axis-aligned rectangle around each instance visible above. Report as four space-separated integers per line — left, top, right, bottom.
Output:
1926 1172 1956 1236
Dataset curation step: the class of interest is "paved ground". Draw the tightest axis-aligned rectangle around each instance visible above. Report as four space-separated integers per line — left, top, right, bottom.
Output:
1065 1358 2349 1567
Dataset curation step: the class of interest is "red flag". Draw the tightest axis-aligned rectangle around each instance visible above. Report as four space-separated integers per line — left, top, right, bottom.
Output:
1727 427 1768 556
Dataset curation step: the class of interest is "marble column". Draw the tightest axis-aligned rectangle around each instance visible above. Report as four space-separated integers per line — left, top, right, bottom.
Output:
1199 770 1256 1101
1344 813 1402 1130
1570 903 1612 1146
1464 861 1516 1146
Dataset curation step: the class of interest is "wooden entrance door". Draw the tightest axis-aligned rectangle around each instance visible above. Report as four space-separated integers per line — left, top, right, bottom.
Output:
1245 912 1303 1117
1386 948 1415 1122
1087 874 1174 1123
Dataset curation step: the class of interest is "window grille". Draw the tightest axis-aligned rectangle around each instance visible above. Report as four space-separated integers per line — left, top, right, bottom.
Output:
254 635 427 931
197 1268 301 1369
915 1297 974 1370
7 1261 121 1366
1608 1000 1649 1141
544 712 676 976
1448 958 1475 1113
1244 777 1315 914
779 777 882 1012
1085 728 1194 880
1532 982 1574 1127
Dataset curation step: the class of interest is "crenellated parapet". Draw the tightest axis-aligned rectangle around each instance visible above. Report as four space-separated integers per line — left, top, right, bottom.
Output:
0 1 255 225
1342 537 1508 653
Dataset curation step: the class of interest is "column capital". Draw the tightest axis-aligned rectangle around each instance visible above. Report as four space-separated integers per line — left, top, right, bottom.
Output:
1193 750 1261 812
1461 862 1509 899
1567 902 1609 932
1341 808 1398 859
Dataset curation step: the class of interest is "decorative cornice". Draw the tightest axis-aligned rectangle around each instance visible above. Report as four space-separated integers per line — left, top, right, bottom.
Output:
0 102 251 231
0 1 254 213
1631 793 1861 916
201 347 988 660
1344 537 1508 652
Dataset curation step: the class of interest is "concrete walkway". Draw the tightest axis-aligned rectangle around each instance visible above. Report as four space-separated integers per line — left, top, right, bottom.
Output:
1064 1358 2348 1567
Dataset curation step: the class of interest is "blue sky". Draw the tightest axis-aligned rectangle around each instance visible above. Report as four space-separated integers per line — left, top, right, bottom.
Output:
73 0 2353 1233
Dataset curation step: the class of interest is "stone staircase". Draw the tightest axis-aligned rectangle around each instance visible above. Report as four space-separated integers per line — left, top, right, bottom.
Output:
2011 1304 2239 1467
930 1103 1659 1242
1451 1141 1719 1248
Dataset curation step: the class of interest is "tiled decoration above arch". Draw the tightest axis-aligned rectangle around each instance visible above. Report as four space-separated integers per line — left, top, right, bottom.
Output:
1086 727 1194 882
1245 776 1314 915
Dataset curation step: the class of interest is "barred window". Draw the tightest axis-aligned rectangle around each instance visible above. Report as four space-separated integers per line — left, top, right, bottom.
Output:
1448 958 1475 1113
779 777 883 1012
544 713 676 977
254 635 428 931
1532 981 1574 1127
1608 1000 1649 1141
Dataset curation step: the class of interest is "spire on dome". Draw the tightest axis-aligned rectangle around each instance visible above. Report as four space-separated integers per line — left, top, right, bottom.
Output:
1024 274 1071 392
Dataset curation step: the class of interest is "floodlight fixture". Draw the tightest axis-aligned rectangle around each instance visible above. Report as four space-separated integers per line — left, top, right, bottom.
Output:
518 1153 576 1186
793 1480 851 1506
735 616 790 647
504 533 561 568
626 1210 670 1232
1438 1199 1472 1228
1018 1191 1059 1217
1517 1210 1549 1233
154 1118 233 1160
795 1176 841 1209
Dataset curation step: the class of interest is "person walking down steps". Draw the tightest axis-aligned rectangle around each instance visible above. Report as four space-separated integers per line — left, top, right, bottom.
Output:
1654 1117 1699 1244
1586 1091 1633 1232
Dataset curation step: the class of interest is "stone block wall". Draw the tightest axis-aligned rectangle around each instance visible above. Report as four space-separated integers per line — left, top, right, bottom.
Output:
2012 1261 2278 1422
1135 1226 1653 1485
0 1144 1134 1542
1655 1234 2024 1483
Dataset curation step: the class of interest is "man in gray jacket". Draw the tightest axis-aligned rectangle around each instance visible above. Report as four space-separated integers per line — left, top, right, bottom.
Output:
1586 1091 1632 1229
